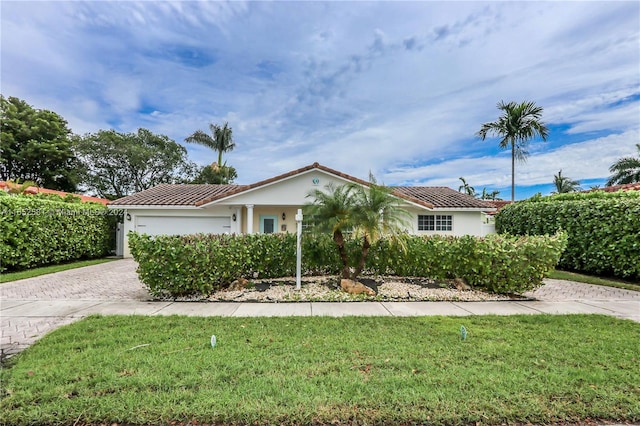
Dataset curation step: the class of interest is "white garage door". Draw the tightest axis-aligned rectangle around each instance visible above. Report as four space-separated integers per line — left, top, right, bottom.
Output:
135 216 231 236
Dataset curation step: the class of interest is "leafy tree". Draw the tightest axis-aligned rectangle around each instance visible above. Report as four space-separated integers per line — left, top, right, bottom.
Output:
0 95 79 191
185 122 236 170
191 162 238 184
476 100 549 201
606 143 640 186
458 177 476 197
304 177 409 282
552 170 581 194
74 128 196 200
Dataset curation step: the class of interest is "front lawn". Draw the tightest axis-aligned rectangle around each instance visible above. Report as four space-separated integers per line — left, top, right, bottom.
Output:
549 269 640 292
1 315 638 425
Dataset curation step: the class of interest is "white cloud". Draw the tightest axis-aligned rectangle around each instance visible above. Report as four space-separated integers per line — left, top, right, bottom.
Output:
1 1 638 191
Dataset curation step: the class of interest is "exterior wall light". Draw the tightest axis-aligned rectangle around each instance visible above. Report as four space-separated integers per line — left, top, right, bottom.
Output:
232 213 237 222
282 212 286 221
126 213 131 221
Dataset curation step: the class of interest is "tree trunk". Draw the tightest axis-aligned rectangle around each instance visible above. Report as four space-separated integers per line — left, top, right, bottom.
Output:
333 230 351 279
351 236 371 281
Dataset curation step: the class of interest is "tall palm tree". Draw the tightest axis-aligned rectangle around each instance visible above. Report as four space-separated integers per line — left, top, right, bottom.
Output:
476 100 549 201
606 144 640 186
458 177 476 197
185 122 235 167
552 170 581 194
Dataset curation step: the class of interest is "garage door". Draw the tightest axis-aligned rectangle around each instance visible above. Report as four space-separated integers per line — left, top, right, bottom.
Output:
135 216 231 236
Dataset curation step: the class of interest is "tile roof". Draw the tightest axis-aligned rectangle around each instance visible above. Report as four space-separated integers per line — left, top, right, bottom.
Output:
0 182 111 205
109 163 495 210
583 182 640 193
393 186 496 209
109 183 244 206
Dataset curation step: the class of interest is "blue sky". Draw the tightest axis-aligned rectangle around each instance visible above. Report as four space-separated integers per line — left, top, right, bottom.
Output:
1 1 638 200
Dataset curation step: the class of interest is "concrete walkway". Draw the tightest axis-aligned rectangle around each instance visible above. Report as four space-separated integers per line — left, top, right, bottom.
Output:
2 259 639 357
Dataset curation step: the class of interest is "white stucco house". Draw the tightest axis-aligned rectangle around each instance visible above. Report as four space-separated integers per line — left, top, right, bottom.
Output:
109 162 496 257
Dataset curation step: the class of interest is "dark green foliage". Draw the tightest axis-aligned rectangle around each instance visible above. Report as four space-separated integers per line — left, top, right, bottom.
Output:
0 195 111 272
496 191 640 280
0 95 80 191
74 128 196 200
129 232 566 297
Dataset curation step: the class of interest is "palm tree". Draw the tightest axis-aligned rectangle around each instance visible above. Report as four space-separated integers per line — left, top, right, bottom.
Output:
304 183 355 279
479 187 502 200
476 100 549 201
606 144 640 186
552 170 581 194
348 177 410 280
185 122 235 167
304 177 409 282
458 177 476 197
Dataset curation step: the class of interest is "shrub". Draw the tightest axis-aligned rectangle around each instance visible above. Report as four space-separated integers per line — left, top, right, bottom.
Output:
129 231 566 297
0 195 111 271
496 191 640 280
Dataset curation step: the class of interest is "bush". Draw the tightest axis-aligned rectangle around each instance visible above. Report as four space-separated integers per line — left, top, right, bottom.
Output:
496 191 640 280
129 231 567 298
0 195 111 271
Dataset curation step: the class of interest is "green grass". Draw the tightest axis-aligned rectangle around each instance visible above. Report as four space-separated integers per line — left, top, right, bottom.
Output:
549 269 640 292
0 258 116 283
1 315 638 426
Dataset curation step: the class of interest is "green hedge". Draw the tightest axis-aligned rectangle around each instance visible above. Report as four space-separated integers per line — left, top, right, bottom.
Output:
0 195 111 272
496 191 640 280
129 231 567 297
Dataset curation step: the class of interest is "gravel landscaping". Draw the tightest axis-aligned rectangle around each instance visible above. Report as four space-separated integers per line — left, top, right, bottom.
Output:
162 276 527 302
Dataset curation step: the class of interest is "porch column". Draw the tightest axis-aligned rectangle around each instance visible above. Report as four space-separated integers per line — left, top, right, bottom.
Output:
246 204 254 234
234 207 242 234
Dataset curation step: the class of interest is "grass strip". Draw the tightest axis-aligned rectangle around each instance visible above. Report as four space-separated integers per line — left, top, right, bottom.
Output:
0 258 116 283
1 315 639 425
549 269 640 292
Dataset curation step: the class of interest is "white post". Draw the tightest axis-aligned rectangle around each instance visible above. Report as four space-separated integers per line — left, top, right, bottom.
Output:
295 208 303 290
246 204 254 234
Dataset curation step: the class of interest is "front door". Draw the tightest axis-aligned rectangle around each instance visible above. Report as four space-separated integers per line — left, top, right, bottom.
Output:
259 215 278 234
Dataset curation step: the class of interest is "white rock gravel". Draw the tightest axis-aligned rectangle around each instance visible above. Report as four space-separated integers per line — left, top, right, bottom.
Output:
166 276 523 302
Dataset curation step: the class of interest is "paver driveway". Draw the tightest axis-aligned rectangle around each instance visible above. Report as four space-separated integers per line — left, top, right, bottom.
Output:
2 259 639 357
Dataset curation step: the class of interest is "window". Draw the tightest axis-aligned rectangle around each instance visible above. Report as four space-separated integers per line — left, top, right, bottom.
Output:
418 215 452 231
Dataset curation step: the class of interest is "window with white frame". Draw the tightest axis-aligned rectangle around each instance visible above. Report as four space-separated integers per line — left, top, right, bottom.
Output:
418 214 453 231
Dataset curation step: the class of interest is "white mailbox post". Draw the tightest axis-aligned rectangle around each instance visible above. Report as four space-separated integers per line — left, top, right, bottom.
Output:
295 209 303 290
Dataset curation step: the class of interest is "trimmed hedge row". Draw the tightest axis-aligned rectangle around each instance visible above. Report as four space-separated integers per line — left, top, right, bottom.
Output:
129 231 567 297
0 194 111 271
496 191 640 280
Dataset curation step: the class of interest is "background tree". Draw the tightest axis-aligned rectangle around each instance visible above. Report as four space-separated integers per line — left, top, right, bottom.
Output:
458 177 476 197
304 177 409 283
191 162 238 184
74 128 196 199
0 95 79 191
606 143 640 186
476 100 549 201
479 187 502 200
552 170 581 194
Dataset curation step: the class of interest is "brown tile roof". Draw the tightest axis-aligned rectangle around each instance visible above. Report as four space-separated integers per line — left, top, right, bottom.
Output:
583 182 640 193
109 163 494 210
0 182 111 205
393 186 496 209
483 200 513 215
109 183 244 206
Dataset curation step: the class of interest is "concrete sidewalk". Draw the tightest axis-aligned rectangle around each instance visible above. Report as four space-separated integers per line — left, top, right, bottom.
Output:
2 259 639 357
